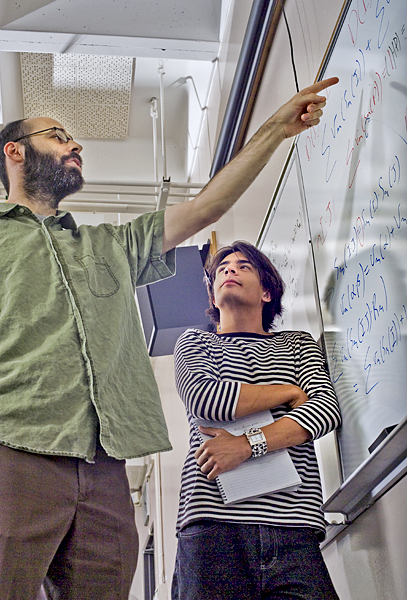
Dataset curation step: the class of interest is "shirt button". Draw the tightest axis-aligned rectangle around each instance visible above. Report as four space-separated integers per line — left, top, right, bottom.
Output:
19 207 24 213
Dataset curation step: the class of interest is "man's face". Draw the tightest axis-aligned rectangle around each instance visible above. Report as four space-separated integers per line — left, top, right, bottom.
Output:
212 251 270 311
21 118 84 208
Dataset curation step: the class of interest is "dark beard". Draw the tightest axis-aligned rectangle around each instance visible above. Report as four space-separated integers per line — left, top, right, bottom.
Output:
22 142 84 209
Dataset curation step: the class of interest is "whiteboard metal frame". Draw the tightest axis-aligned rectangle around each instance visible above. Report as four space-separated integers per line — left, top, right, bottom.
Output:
257 140 296 246
322 417 407 523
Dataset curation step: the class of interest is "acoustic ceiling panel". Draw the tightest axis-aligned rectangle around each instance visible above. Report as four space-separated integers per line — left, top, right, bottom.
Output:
20 52 133 138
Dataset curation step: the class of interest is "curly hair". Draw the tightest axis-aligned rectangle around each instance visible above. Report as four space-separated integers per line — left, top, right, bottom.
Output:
0 119 29 194
205 241 285 332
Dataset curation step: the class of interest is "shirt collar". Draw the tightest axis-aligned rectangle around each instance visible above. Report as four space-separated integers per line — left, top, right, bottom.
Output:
0 202 16 217
0 202 77 230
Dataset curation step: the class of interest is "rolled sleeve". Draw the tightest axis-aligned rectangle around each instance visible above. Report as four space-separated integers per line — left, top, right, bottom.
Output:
106 209 176 287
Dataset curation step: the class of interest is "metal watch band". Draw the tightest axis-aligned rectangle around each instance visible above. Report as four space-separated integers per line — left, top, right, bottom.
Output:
244 427 268 458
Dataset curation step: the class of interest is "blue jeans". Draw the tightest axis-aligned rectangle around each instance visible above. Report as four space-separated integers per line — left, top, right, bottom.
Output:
172 521 339 600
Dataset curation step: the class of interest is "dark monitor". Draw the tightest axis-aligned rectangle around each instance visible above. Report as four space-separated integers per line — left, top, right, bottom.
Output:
136 245 214 356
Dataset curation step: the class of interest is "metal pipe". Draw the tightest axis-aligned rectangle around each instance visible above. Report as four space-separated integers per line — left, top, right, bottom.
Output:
156 178 171 212
82 181 204 189
62 199 156 207
187 58 218 180
64 190 198 198
154 453 166 594
61 203 156 213
60 200 181 210
150 96 160 211
150 97 159 184
158 63 167 181
210 0 283 176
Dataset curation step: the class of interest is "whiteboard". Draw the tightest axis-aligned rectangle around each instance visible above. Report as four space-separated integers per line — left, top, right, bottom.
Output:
296 0 407 480
258 145 320 340
258 147 344 509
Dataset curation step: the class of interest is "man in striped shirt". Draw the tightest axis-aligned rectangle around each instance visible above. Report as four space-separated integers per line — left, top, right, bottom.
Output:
172 241 341 599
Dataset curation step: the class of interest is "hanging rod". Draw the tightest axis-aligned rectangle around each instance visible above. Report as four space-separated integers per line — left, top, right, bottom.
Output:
82 180 205 189
69 189 199 198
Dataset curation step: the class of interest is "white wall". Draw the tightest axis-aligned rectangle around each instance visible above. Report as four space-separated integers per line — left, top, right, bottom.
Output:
0 52 24 123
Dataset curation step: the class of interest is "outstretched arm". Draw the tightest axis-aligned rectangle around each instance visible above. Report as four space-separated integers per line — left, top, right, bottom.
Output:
162 77 339 253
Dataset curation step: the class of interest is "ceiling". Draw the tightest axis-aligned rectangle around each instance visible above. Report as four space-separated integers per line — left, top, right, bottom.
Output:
0 0 222 58
0 0 232 223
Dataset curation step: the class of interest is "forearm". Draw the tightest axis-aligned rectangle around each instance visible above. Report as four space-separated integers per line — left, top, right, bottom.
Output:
182 380 307 422
234 383 307 418
162 77 338 252
231 416 311 463
163 119 285 252
189 118 285 221
262 416 311 451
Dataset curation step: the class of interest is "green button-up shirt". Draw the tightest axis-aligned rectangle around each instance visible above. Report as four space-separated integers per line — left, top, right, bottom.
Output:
0 203 175 461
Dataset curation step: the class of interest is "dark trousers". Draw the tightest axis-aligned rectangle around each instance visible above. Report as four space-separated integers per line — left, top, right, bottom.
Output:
0 442 138 600
172 520 339 600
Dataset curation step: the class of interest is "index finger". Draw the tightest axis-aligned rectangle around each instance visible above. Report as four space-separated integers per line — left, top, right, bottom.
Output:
302 76 339 97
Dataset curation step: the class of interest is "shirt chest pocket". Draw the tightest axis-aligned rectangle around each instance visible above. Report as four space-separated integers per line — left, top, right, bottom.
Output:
74 254 120 297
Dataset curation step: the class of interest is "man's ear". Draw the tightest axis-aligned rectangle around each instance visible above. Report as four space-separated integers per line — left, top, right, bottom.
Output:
3 141 26 165
209 291 218 309
262 290 271 303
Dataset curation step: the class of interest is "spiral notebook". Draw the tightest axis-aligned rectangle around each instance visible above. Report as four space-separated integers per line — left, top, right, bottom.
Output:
194 410 302 505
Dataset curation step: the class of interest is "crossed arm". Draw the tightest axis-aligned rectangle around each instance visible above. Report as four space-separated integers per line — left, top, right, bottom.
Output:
162 77 339 253
196 384 311 481
175 330 341 482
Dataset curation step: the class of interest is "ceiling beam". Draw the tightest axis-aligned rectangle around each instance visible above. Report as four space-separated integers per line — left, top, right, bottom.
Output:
0 31 219 60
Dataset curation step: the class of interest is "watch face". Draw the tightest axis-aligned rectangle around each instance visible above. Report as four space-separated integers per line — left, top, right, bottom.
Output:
250 433 264 443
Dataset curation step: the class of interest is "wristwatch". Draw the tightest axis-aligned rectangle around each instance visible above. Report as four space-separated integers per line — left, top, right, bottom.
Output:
244 428 268 458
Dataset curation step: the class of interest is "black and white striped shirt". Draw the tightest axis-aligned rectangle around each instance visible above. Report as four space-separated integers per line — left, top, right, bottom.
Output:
174 329 341 539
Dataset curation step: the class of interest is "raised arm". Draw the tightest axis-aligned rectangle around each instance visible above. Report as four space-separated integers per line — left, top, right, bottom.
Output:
162 77 339 253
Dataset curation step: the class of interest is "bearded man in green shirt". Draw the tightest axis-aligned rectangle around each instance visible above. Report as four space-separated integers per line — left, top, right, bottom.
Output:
0 77 338 600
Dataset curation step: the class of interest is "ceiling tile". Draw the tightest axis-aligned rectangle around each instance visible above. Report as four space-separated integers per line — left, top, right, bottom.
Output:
21 52 133 138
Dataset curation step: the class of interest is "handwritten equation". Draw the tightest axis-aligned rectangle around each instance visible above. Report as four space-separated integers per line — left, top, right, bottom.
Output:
295 0 407 478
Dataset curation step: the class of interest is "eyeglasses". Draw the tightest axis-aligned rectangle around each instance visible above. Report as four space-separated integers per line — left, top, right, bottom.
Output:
13 127 73 144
